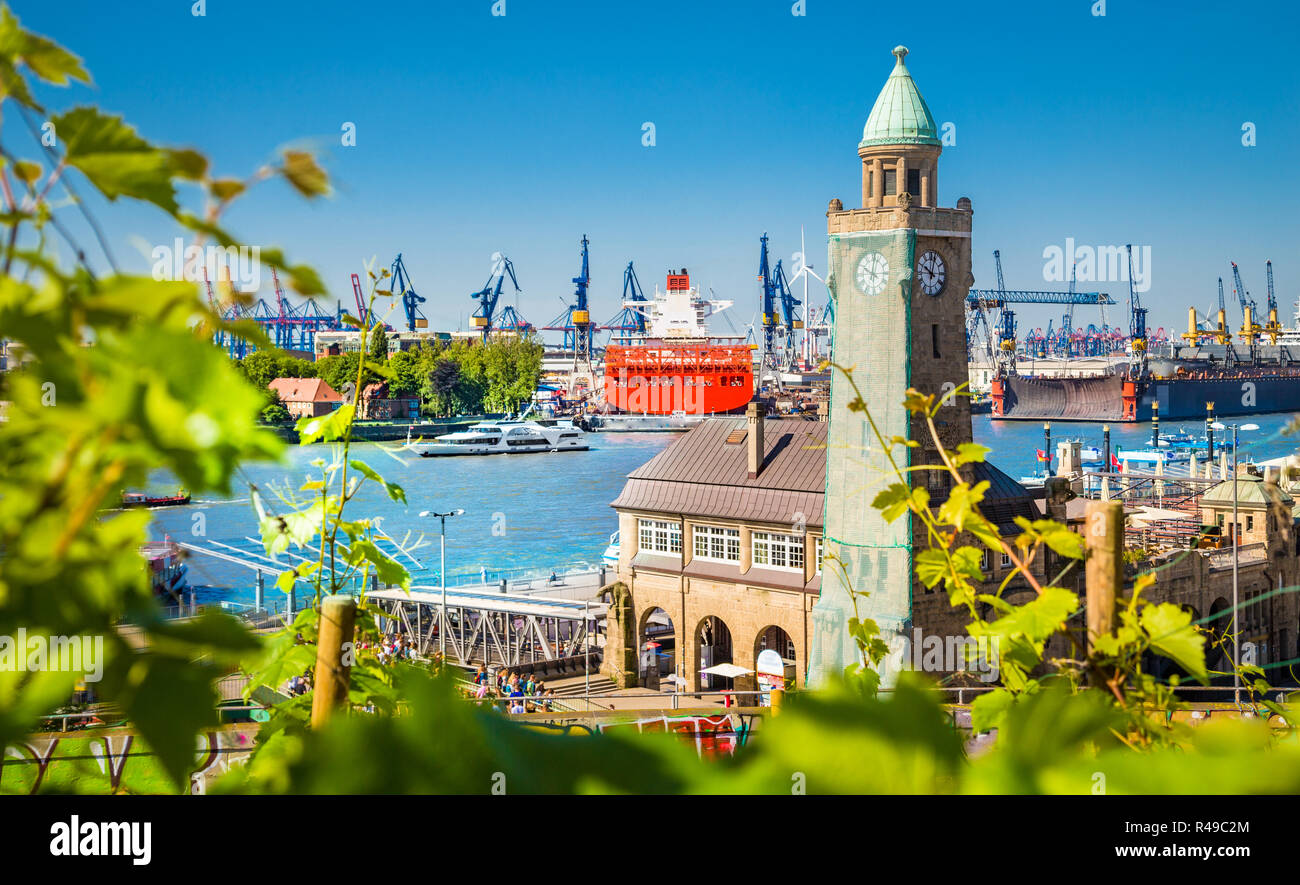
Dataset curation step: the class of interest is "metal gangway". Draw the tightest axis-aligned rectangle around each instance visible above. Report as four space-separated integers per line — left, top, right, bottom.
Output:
369 585 607 669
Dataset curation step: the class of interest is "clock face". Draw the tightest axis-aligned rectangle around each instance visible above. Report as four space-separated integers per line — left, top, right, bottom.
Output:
918 250 946 296
855 251 888 296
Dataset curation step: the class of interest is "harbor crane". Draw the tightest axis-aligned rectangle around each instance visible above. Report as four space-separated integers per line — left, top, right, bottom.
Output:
966 249 1116 375
771 258 803 371
1264 260 1282 344
602 260 648 343
757 232 783 386
1125 244 1148 373
388 254 427 332
1230 261 1260 356
470 252 531 341
542 235 597 394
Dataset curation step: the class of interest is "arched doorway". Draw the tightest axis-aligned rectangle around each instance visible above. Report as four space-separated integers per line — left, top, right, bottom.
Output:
1207 597 1232 673
696 616 734 691
639 607 675 689
755 625 796 692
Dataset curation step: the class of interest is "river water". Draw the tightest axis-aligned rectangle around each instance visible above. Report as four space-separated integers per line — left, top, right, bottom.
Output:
147 413 1300 604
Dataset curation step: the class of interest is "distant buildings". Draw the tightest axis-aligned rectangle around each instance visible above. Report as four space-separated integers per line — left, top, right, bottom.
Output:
267 378 343 419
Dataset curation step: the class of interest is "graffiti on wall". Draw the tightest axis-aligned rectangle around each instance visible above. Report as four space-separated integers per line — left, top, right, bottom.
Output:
1 725 259 795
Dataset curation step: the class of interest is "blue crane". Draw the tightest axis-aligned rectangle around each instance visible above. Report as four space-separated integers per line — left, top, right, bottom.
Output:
1126 244 1147 353
757 232 781 380
388 254 427 332
1230 261 1259 352
470 252 530 340
542 235 594 364
602 260 648 342
771 258 802 370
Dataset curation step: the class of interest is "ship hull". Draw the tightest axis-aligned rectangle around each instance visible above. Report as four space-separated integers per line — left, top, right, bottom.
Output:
604 341 753 416
992 372 1300 421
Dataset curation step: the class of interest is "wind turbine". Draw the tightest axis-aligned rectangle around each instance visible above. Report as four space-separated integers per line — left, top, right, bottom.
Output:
785 226 829 366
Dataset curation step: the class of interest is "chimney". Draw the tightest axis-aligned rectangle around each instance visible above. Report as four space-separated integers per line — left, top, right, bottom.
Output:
747 401 765 479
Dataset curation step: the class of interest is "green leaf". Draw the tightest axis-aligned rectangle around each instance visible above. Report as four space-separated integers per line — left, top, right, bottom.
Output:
1140 603 1208 682
349 459 407 505
297 404 355 445
280 149 331 198
970 687 1014 733
345 538 410 591
52 106 179 212
952 442 991 467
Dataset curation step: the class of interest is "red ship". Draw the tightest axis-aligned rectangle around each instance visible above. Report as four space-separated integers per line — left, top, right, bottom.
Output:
603 269 754 416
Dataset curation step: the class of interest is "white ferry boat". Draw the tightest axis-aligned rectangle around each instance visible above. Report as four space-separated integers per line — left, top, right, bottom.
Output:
416 419 588 457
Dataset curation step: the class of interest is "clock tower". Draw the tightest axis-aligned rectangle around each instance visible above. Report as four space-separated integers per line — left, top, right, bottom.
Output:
809 46 975 686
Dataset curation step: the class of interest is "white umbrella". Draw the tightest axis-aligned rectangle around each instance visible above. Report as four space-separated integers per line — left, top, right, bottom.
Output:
699 663 753 679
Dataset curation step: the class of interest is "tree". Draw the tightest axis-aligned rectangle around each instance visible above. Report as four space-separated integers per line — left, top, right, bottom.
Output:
261 392 291 423
369 324 389 364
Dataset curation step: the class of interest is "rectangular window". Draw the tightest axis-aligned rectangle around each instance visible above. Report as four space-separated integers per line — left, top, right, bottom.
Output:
907 168 921 197
693 524 741 563
883 168 897 196
1000 551 1011 568
1246 515 1254 532
638 518 681 555
867 170 874 200
932 323 941 359
752 531 805 572
815 536 824 575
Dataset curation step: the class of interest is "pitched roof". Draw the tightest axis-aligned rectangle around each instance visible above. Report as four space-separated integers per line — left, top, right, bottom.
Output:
268 377 342 404
611 417 1038 532
612 417 827 526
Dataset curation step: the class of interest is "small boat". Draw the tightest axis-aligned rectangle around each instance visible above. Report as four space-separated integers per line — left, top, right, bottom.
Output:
602 530 620 568
121 490 191 507
1115 448 1193 465
415 419 588 457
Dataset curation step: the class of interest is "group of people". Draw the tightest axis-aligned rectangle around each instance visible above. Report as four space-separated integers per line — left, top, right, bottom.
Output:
356 634 419 666
471 665 558 713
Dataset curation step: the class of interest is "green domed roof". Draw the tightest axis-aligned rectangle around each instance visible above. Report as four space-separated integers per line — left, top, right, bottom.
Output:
860 46 940 148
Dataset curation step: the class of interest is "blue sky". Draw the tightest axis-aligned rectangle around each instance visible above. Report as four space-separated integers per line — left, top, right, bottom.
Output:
17 0 1300 338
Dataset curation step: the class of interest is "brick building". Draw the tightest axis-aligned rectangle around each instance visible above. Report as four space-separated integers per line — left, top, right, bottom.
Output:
267 377 343 419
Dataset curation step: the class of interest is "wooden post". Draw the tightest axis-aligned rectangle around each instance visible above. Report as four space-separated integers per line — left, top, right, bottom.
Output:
770 688 785 717
311 594 358 728
1085 500 1123 656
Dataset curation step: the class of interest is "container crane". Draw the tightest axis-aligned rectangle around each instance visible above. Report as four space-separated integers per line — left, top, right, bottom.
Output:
470 252 531 341
388 254 427 332
1230 261 1259 357
1264 260 1282 344
542 235 597 393
771 258 803 371
967 249 1115 374
757 232 782 384
602 261 648 343
543 235 595 361
350 273 368 328
1125 244 1148 374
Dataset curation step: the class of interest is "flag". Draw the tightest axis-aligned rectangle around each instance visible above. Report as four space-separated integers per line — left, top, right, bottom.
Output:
1111 453 1121 469
1036 449 1049 462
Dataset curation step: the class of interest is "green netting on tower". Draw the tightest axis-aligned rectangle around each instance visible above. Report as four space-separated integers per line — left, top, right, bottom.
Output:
808 227 916 687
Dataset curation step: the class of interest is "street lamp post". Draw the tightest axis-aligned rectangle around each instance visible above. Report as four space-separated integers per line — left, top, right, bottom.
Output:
1212 422 1258 706
420 508 465 658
